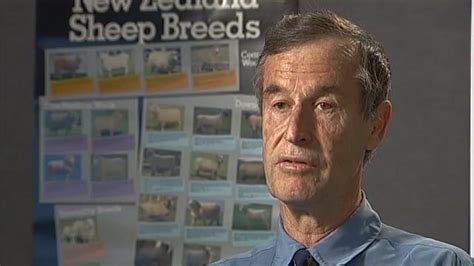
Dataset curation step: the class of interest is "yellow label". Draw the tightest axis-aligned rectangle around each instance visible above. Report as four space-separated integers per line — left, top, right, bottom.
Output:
99 74 141 94
51 77 94 96
192 69 237 91
146 72 188 92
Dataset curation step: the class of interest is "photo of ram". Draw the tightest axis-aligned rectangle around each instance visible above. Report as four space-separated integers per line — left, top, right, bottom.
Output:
97 49 133 78
44 110 82 137
59 216 99 245
193 107 232 135
240 111 262 139
144 47 181 75
135 240 173 266
44 154 81 181
91 154 128 182
190 152 229 181
146 103 184 131
236 160 265 185
142 148 181 177
186 199 224 227
138 194 177 222
191 44 229 74
182 244 221 266
49 51 87 81
91 110 128 137
232 203 273 231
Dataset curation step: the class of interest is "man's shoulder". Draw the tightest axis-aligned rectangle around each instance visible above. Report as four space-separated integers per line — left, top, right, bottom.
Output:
210 242 276 266
370 223 472 265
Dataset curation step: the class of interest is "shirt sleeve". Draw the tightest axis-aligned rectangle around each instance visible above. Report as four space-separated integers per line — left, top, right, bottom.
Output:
402 245 473 266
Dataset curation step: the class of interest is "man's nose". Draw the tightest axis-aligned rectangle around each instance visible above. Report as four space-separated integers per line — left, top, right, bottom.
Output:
284 105 313 144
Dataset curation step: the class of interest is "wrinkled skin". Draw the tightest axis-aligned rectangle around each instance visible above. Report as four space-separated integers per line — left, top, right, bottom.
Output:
261 38 391 238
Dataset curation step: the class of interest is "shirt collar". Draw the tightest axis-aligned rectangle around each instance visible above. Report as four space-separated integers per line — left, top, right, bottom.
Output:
274 194 382 265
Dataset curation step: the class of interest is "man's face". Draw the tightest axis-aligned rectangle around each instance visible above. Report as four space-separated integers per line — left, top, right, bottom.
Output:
262 38 375 208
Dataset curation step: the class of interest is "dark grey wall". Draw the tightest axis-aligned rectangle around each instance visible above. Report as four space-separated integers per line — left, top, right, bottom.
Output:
0 0 469 265
301 0 470 251
0 0 35 265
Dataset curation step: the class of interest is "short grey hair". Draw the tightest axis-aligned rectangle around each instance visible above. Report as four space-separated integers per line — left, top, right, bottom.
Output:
254 11 391 164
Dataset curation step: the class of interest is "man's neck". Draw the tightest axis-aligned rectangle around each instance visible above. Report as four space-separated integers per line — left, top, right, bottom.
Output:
279 189 362 247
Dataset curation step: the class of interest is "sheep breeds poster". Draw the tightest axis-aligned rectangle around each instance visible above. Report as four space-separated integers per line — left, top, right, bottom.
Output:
35 0 298 265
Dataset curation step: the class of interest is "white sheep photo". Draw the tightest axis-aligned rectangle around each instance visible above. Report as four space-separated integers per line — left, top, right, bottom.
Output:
193 107 232 135
146 104 184 131
138 194 177 222
45 154 79 181
191 152 228 181
145 48 181 75
92 110 127 137
98 50 132 78
60 217 98 245
191 44 230 74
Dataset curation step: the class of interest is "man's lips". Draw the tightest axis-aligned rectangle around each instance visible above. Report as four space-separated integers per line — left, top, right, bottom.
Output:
276 155 317 171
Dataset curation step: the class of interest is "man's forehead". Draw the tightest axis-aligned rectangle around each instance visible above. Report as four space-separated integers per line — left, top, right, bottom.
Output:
263 38 358 75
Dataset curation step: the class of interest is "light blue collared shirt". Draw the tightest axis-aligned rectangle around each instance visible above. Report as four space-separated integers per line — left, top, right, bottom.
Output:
213 198 472 265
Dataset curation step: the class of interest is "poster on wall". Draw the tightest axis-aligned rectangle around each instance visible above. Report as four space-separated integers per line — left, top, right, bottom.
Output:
36 0 299 99
135 94 279 264
35 0 299 264
39 97 139 203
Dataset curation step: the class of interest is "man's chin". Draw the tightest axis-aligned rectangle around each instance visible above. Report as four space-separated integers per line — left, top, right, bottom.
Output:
270 190 317 209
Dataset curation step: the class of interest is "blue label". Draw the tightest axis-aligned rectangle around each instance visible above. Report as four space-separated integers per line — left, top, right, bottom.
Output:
192 136 236 151
141 177 185 193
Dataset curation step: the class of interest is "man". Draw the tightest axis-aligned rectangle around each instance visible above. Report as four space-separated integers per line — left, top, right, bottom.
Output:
214 11 472 266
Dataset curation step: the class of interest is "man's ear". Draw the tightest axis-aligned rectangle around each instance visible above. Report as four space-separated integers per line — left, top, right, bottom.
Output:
366 100 392 151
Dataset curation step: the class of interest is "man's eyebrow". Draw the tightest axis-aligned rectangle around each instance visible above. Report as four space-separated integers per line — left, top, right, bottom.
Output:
262 84 284 97
262 84 339 97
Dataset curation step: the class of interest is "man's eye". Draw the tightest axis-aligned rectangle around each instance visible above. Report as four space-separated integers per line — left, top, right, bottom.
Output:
273 102 289 111
316 102 334 111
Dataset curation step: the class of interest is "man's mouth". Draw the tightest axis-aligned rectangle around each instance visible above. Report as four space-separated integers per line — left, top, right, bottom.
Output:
276 155 316 171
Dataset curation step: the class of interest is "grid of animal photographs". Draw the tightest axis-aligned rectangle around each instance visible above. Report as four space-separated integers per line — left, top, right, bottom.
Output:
136 95 277 264
40 99 138 203
45 40 238 98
